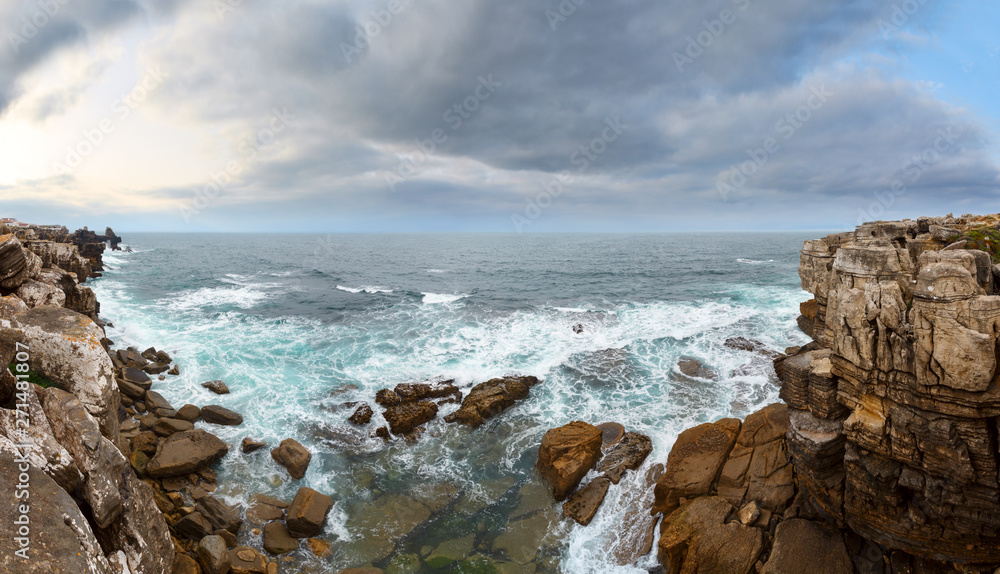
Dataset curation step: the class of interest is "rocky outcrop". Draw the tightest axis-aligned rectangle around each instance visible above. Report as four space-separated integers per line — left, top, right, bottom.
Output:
24 240 93 281
651 418 741 516
788 214 1000 565
444 375 541 427
0 233 40 289
536 421 603 501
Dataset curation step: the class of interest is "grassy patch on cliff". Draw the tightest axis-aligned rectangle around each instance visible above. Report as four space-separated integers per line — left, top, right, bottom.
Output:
962 226 1000 263
8 362 60 389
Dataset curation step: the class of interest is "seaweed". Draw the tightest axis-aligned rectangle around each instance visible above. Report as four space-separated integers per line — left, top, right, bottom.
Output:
962 225 1000 263
8 362 60 389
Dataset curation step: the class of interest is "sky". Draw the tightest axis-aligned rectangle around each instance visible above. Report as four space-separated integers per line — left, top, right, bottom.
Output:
0 0 998 233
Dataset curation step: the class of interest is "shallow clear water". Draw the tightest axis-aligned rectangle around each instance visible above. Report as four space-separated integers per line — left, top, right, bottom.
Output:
92 232 814 573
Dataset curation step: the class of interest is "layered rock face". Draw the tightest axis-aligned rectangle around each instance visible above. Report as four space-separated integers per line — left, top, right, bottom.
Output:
789 214 1000 564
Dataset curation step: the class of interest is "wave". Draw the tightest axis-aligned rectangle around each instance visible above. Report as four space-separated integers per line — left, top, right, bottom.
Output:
426 269 447 273
336 285 394 294
554 306 592 313
162 286 270 312
421 292 467 304
736 258 775 264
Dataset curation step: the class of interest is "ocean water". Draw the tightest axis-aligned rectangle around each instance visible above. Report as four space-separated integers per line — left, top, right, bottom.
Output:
91 232 815 573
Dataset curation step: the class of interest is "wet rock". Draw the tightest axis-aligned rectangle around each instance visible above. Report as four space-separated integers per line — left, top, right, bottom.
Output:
168 364 180 375
562 477 611 525
270 438 311 479
197 495 243 534
246 502 284 524
724 337 781 358
410 482 460 513
286 487 334 538
262 522 299 555
144 361 172 375
393 379 461 403
338 569 384 574
202 380 230 395
598 431 652 484
118 378 146 399
0 451 113 574
344 494 430 551
154 417 195 437
17 305 121 437
201 405 243 426
145 390 173 412
241 437 266 454
123 367 152 389
510 478 552 520
760 519 851 574
657 497 762 574
198 535 232 574
375 389 401 407
596 422 625 447
677 357 718 380
536 421 603 500
348 403 373 425
307 537 331 557
652 417 741 517
493 508 559 565
147 429 229 478
425 534 475 568
384 400 438 435
228 547 267 574
444 376 541 428
375 426 390 441
177 404 201 423
573 323 584 334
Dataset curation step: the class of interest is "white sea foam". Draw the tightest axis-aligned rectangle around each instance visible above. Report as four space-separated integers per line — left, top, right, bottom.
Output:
736 258 775 264
336 285 394 294
426 269 446 273
554 306 591 313
162 286 270 311
421 292 467 304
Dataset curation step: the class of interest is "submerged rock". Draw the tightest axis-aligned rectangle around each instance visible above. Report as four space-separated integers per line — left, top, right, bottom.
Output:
536 420 603 501
348 403 373 425
384 400 438 435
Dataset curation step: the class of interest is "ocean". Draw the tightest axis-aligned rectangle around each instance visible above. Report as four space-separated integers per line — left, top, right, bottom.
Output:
91 232 816 573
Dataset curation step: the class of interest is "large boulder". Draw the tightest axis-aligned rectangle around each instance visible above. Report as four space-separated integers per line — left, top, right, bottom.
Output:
271 438 312 479
14 305 120 438
146 429 229 477
444 375 540 427
23 239 93 281
658 496 763 574
39 387 127 529
536 421 603 501
286 486 334 538
0 450 113 573
652 418 741 516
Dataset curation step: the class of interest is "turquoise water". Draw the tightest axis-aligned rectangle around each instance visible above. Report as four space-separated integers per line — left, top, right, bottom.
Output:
91 233 813 572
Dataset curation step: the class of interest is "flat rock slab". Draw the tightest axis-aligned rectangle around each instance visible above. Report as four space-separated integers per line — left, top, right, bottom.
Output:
147 429 229 477
562 477 611 525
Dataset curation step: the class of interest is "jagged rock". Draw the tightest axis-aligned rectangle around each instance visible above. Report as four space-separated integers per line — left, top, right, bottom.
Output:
677 357 718 380
0 233 39 289
0 450 114 573
657 496 763 574
717 404 795 512
384 400 438 435
375 388 401 407
444 375 541 427
271 438 311 479
348 403 373 425
146 429 229 478
761 519 852 574
201 405 243 426
263 521 299 554
562 476 611 525
16 279 66 308
198 535 232 574
202 380 230 395
241 437 266 453
39 387 126 528
598 431 652 484
16 306 121 437
536 421 603 501
94 471 175 574
652 418 741 516
393 379 461 403
286 487 334 538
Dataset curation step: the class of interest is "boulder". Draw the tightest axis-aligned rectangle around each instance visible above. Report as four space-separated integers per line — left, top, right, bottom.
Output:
122 367 152 389
652 418 741 516
658 496 763 574
241 437 266 453
596 422 625 447
198 535 232 574
562 477 611 525
444 376 540 427
202 380 230 395
270 438 311 479
245 501 284 524
536 421 603 501
348 403 373 425
262 521 299 554
286 487 334 538
174 512 214 540
393 379 461 403
598 431 652 484
201 405 244 426
177 404 201 422
383 400 438 435
16 279 66 308
39 387 127 529
375 388 401 407
173 554 201 574
154 417 194 436
0 450 113 574
228 547 267 574
717 404 795 512
144 390 173 411
197 495 244 534
760 519 852 574
146 429 229 477
16 306 121 437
